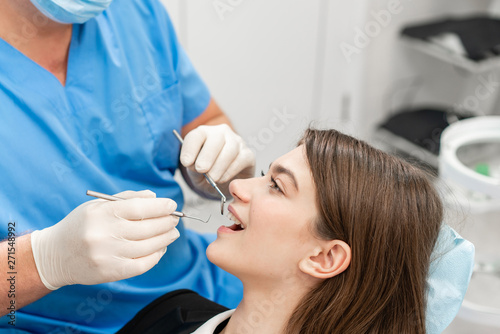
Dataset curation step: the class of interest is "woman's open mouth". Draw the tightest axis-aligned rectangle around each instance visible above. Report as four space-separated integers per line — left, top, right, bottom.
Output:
227 211 245 231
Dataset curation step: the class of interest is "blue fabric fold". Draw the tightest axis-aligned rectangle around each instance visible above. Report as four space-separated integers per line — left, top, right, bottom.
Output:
426 225 475 333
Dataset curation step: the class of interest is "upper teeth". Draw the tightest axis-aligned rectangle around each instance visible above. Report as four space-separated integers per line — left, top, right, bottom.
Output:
228 212 242 226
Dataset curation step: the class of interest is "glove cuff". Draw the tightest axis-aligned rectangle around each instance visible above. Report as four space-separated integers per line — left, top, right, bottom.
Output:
31 230 60 291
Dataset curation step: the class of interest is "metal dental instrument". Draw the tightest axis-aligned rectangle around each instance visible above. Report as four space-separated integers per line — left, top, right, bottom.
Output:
86 190 210 223
173 129 226 215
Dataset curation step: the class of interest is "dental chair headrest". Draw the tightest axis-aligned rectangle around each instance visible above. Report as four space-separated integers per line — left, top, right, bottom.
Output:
426 224 475 333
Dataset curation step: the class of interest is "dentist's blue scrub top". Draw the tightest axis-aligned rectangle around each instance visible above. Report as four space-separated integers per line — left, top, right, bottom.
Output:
0 0 242 332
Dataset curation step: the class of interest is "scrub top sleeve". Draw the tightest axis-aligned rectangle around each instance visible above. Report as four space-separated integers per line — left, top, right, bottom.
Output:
176 45 212 126
151 0 211 125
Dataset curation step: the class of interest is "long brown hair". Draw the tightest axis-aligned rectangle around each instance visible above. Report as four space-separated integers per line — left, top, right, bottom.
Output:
284 129 442 333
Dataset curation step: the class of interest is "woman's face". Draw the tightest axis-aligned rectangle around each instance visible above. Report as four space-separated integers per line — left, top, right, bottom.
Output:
207 145 320 283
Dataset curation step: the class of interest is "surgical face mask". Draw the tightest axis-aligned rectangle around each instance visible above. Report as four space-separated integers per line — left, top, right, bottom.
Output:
30 0 113 24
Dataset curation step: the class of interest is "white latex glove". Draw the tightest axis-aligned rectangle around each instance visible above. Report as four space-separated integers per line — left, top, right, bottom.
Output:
179 124 256 198
31 190 180 290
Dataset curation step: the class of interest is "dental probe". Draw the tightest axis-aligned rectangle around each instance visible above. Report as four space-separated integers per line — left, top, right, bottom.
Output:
172 129 227 215
86 190 210 223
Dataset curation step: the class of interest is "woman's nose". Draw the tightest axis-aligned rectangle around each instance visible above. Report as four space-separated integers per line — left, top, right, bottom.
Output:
229 178 253 203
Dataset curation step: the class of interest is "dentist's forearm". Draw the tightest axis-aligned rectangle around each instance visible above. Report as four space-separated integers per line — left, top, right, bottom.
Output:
181 98 234 137
0 234 50 317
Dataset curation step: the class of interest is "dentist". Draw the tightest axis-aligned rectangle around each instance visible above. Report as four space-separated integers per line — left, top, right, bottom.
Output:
0 0 254 332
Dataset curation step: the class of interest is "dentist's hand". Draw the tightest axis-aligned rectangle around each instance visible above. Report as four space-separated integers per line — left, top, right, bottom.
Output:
30 190 180 290
179 124 255 198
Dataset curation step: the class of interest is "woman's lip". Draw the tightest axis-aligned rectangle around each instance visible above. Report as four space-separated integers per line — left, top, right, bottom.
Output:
228 204 245 228
218 225 238 234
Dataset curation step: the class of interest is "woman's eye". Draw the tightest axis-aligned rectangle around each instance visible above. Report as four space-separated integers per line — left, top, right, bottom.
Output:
260 170 282 193
269 176 282 193
262 170 282 193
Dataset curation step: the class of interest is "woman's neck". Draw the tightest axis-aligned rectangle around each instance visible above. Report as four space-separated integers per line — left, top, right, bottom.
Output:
221 275 314 334
0 0 73 85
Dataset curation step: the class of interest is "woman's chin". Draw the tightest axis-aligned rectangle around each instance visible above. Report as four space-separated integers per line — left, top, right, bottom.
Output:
207 241 245 279
206 242 228 269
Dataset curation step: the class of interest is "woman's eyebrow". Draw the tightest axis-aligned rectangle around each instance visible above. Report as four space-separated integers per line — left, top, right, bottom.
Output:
269 162 299 191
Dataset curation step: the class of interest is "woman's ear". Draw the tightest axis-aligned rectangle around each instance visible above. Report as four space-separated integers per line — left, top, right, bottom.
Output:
299 240 351 279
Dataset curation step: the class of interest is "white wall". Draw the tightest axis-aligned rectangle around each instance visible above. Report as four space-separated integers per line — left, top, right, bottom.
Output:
162 0 367 171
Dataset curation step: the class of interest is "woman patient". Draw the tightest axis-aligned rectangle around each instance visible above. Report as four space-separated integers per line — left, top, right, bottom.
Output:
122 128 442 333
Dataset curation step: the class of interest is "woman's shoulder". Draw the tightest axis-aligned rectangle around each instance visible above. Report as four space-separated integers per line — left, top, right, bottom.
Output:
117 289 229 334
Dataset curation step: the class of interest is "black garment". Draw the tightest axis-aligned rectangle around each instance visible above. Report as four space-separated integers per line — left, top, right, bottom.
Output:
117 289 229 334
213 318 230 334
402 17 500 61
379 107 469 155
